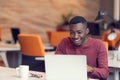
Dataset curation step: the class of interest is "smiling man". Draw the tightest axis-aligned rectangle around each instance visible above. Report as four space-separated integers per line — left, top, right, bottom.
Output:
55 16 109 80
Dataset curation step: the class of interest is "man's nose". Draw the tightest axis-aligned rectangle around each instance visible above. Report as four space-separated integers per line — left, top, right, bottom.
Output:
74 33 79 38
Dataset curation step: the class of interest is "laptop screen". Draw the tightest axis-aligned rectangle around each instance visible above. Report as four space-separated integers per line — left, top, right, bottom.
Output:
45 55 87 80
11 28 20 43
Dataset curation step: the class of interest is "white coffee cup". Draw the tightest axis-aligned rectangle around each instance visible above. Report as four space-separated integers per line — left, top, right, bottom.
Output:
16 65 29 80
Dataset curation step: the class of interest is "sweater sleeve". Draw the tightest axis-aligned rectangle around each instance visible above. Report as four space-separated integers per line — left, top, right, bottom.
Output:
91 41 109 79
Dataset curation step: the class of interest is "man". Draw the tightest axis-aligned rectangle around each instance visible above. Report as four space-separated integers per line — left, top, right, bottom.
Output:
55 16 109 79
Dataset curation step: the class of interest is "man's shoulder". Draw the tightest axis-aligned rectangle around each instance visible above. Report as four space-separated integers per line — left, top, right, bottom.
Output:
57 37 72 48
88 37 105 50
89 37 103 44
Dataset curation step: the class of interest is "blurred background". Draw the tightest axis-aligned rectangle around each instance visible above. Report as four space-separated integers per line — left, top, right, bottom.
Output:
0 0 119 43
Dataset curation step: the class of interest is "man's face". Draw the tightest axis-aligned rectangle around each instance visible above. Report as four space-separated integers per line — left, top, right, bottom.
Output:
69 23 89 46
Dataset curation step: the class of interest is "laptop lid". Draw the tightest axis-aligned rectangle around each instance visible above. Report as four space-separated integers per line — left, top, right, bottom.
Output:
45 55 87 80
11 28 20 43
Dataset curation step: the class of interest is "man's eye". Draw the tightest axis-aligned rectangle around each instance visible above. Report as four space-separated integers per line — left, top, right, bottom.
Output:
77 32 82 34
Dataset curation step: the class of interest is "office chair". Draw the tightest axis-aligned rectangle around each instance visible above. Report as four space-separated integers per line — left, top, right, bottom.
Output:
18 34 45 71
102 32 120 50
18 34 45 56
47 31 69 47
103 41 108 53
46 31 52 43
0 27 2 41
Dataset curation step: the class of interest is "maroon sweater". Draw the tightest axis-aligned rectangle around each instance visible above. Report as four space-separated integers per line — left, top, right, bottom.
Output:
55 37 109 79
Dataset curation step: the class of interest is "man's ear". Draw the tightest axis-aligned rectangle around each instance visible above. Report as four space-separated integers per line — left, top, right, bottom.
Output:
86 28 89 34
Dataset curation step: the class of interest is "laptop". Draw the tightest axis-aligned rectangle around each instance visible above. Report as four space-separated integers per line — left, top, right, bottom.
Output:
45 55 87 80
11 28 20 44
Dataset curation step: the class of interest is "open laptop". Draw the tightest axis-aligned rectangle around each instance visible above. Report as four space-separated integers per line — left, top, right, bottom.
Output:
11 28 20 44
45 55 87 80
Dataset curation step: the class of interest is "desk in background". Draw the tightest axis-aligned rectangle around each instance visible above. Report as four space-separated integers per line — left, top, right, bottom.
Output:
35 51 55 60
0 42 54 67
108 50 120 80
0 42 20 67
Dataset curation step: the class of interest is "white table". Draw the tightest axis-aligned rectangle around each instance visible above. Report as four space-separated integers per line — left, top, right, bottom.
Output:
0 42 20 67
0 66 99 80
108 50 120 80
35 51 55 60
0 42 54 67
0 66 45 80
44 43 54 50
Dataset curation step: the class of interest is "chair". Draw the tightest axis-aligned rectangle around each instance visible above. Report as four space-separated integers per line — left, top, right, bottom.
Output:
18 34 45 57
18 34 45 71
0 27 2 41
47 31 69 47
46 31 52 43
103 41 108 53
102 32 120 50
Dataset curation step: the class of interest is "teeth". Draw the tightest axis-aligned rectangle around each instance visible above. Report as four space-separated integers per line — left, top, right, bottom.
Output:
74 39 79 41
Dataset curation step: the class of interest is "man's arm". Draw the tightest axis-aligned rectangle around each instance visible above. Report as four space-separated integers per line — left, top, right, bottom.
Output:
90 42 109 79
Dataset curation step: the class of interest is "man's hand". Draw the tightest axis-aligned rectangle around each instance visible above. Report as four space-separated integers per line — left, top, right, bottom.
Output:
87 65 94 73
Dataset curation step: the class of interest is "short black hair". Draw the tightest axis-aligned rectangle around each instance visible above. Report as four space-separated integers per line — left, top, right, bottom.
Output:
69 16 87 25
